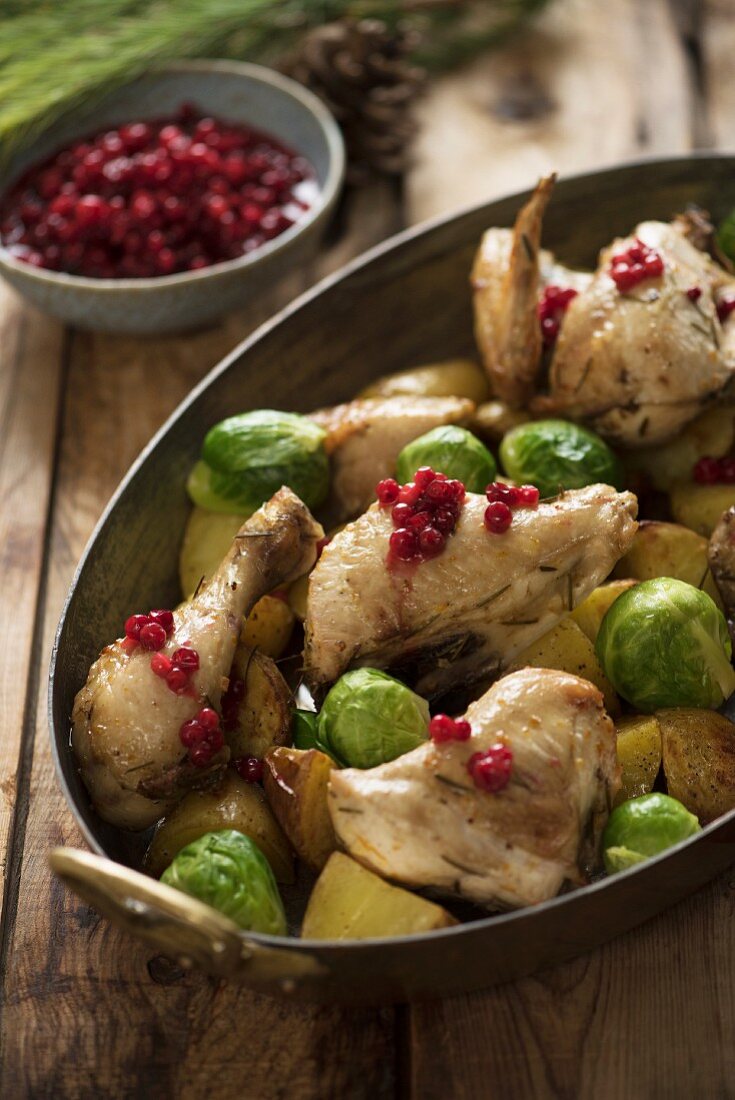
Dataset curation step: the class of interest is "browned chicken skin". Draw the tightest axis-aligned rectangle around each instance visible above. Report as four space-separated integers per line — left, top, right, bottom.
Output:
472 174 556 407
329 667 619 909
72 489 323 829
311 395 474 525
304 484 638 699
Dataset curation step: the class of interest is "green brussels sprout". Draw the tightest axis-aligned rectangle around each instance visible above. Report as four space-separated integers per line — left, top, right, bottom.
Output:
595 577 735 712
187 409 329 515
161 829 287 935
396 425 496 492
716 209 735 264
499 419 623 499
318 668 430 769
602 792 700 874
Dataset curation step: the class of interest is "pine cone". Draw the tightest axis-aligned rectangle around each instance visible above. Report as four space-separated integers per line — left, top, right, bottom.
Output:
282 19 426 182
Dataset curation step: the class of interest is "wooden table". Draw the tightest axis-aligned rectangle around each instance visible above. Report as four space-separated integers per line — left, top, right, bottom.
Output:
2 2 735 1095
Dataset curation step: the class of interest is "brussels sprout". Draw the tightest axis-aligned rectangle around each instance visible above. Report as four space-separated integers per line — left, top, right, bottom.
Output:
396 425 496 492
161 829 287 935
292 708 320 751
187 410 329 515
595 577 735 712
602 792 700 873
716 209 735 264
318 668 430 769
499 419 623 499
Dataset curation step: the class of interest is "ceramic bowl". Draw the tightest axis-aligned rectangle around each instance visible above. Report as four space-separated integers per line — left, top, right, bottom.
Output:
0 61 345 334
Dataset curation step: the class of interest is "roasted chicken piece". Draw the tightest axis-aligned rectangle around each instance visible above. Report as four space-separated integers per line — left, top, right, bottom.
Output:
329 667 619 909
304 484 638 699
471 174 557 407
708 504 735 619
72 489 323 830
547 220 735 446
311 395 474 525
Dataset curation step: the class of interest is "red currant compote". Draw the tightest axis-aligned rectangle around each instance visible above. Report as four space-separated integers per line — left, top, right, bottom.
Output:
0 104 318 278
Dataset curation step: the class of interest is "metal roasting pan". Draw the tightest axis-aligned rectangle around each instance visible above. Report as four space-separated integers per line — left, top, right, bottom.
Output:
49 155 735 1004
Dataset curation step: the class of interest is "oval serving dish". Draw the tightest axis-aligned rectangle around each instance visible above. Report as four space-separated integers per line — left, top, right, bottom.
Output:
50 155 735 1004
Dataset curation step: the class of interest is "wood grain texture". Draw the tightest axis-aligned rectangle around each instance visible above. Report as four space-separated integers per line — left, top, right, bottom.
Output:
2 0 735 1095
0 286 64 921
407 0 694 222
0 190 399 1100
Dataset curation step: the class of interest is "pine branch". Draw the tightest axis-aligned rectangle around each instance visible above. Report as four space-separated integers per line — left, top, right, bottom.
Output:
0 0 546 157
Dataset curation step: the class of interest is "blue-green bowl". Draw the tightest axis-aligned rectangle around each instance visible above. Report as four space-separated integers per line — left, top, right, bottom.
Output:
0 61 345 335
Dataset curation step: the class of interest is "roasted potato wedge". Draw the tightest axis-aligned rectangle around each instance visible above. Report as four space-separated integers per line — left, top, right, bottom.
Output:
287 573 309 621
226 644 292 760
571 580 637 643
613 520 723 609
669 481 735 538
658 708 735 824
625 405 735 491
179 505 247 597
263 747 337 872
470 400 532 445
144 770 294 882
301 852 457 940
359 358 490 405
614 714 662 806
241 593 295 659
507 617 620 715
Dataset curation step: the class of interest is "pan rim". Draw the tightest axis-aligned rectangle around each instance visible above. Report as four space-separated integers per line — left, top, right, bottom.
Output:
49 149 735 955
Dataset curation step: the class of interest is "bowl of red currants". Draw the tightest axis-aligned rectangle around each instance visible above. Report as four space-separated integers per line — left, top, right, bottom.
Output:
0 61 345 334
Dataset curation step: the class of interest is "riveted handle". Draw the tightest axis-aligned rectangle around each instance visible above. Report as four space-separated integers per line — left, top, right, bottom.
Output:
49 848 326 990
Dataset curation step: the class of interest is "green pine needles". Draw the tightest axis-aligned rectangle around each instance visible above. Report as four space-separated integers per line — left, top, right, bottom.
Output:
0 0 547 156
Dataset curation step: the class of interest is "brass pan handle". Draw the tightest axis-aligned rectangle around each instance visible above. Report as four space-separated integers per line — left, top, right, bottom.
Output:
49 848 326 990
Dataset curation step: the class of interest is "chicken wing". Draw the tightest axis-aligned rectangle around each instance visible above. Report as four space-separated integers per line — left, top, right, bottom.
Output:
471 173 558 407
546 221 735 446
329 667 619 909
72 488 323 829
304 484 638 699
311 395 474 525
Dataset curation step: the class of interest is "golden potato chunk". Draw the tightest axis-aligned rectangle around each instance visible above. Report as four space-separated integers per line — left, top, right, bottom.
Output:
614 714 662 806
240 594 295 659
179 506 248 597
226 645 292 760
301 852 457 940
144 771 294 882
613 520 723 609
669 482 735 538
263 747 337 872
658 708 735 824
469 400 532 445
625 405 735 491
507 617 619 715
359 359 490 405
571 580 637 643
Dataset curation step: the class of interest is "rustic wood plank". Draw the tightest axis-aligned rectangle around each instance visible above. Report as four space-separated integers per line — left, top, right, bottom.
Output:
0 189 401 1099
0 285 64 921
407 0 694 223
701 0 735 148
409 871 735 1099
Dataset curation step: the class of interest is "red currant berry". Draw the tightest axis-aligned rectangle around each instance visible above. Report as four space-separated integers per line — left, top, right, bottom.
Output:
150 653 173 678
235 756 264 783
419 525 445 557
166 666 190 694
468 744 513 792
389 527 419 561
138 621 167 650
376 478 400 505
518 485 540 506
693 456 722 485
171 646 199 671
484 502 513 533
124 613 148 641
148 608 174 635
